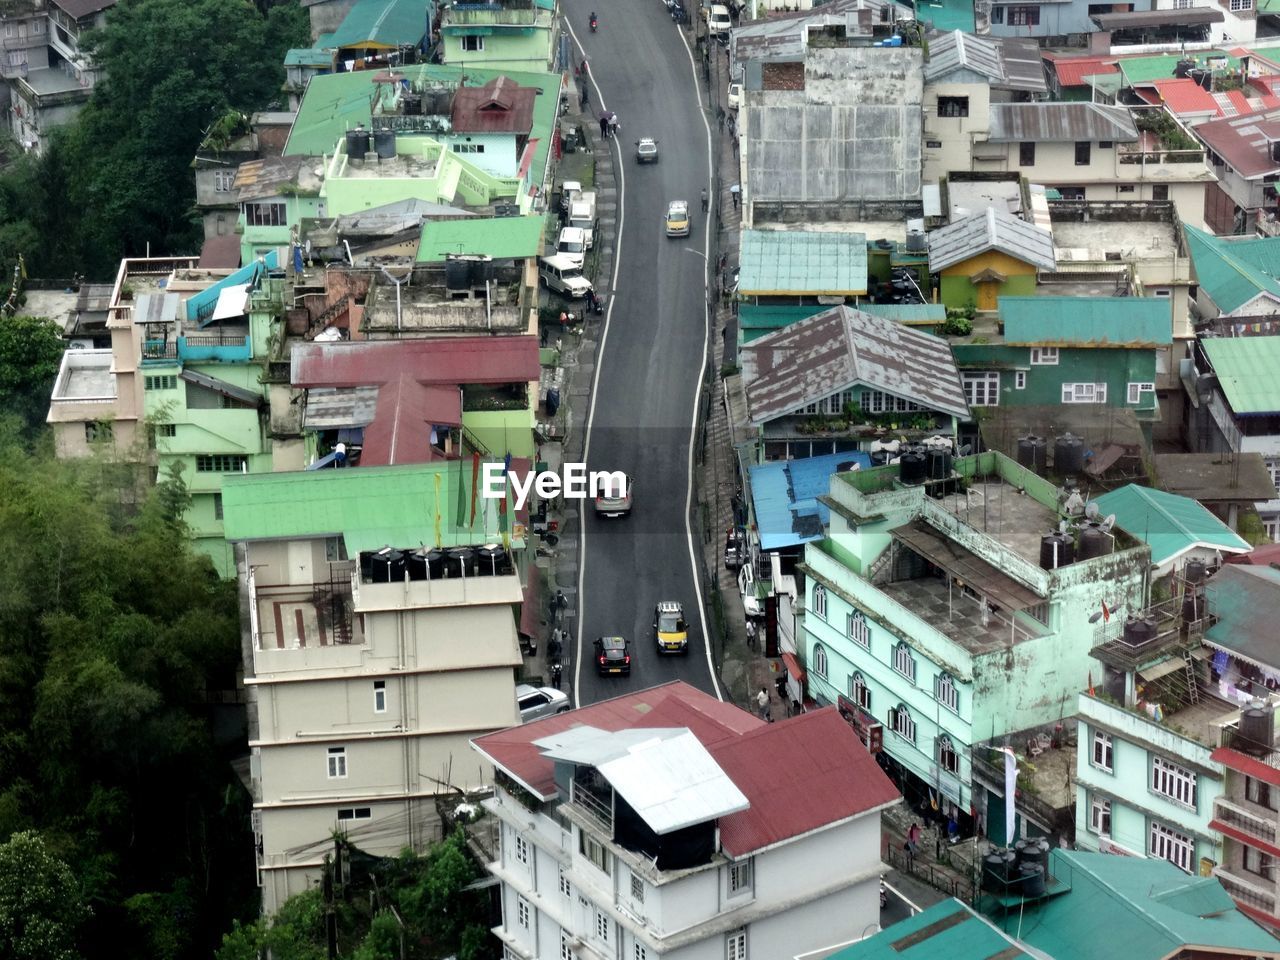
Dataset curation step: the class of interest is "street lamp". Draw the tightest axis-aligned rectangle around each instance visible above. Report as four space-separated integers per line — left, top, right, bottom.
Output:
379 265 412 333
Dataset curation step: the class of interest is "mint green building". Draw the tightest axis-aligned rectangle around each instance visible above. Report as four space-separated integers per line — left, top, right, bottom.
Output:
801 452 1149 842
437 0 558 73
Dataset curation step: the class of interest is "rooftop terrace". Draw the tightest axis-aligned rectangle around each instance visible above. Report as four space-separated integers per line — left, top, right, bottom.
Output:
49 348 114 402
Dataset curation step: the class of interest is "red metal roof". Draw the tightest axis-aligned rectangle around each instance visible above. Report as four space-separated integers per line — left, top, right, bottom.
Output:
1210 746 1280 786
1227 543 1280 566
1052 56 1119 87
292 336 541 388
1196 106 1280 179
361 375 459 466
198 234 241 270
1137 78 1220 117
451 77 537 135
472 684 900 856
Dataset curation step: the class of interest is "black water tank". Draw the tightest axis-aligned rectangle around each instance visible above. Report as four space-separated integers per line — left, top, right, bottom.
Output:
836 460 860 473
1241 702 1275 753
368 547 405 583
870 450 890 467
345 127 371 159
406 548 431 581
1121 617 1156 648
1054 433 1085 476
476 543 509 576
445 546 477 578
1016 435 1047 474
373 128 397 159
900 451 927 485
445 257 470 290
1185 559 1208 584
1077 521 1113 560
983 851 1016 891
360 551 375 582
1181 588 1205 624
401 93 422 115
926 447 951 480
1040 532 1075 570
1016 837 1050 869
1018 862 1047 898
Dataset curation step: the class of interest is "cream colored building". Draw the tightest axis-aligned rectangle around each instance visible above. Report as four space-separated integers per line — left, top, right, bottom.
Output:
222 463 531 914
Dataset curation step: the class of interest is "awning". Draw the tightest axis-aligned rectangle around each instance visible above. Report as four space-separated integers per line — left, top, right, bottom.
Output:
1094 8 1222 27
179 369 262 407
782 651 806 682
211 283 251 322
1138 658 1186 682
519 562 541 639
890 519 1044 612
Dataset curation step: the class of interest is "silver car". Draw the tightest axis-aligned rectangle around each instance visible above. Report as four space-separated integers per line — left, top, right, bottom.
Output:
517 683 571 723
594 473 633 518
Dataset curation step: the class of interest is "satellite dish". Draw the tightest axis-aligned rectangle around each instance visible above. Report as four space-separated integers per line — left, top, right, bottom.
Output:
957 444 973 456
1085 500 1101 520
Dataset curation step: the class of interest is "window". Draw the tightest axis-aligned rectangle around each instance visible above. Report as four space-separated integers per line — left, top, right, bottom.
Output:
580 831 610 875
1026 601 1050 627
595 909 610 943
1152 288 1171 298
1231 0 1254 10
1020 141 1036 166
514 835 529 865
926 139 942 149
373 680 387 714
452 142 487 154
727 929 747 960
847 610 869 648
1266 515 1280 544
516 896 531 929
1015 371 1026 390
937 96 969 119
812 584 827 619
1062 382 1107 404
631 874 644 902
145 374 177 390
1098 140 1114 150
1030 347 1059 366
813 643 829 679
635 945 648 960
1092 730 1113 772
1245 845 1267 875
1174 0 1193 7
1152 185 1169 201
938 735 960 775
851 673 871 710
1249 777 1280 813
893 643 916 683
244 202 286 227
992 4 1004 21
1007 4 1040 24
561 931 573 960
559 867 572 897
962 372 1000 407
1089 797 1111 835
461 35 484 51
31 18 42 33
196 454 248 473
1117 185 1135 194
1075 141 1092 166
214 170 235 192
214 493 223 521
1151 756 1197 809
935 673 959 712
1262 460 1280 496
729 859 753 896
890 705 916 743
337 806 372 821
156 423 177 437
84 421 113 443
1150 821 1194 873
1127 382 1155 405
327 746 347 779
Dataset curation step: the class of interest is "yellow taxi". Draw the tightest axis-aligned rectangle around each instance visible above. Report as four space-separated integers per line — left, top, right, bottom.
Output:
654 601 689 655
665 200 690 238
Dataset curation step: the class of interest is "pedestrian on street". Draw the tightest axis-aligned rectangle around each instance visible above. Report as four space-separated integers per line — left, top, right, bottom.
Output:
745 619 756 649
756 686 770 721
609 113 619 137
905 821 922 869
581 84 590 109
717 107 725 132
701 187 709 212
599 114 609 138
730 183 741 209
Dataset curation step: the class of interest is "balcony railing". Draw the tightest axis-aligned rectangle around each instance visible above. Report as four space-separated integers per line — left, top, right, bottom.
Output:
1215 798 1280 847
1217 868 1278 916
1118 148 1206 165
142 339 178 361
569 780 613 835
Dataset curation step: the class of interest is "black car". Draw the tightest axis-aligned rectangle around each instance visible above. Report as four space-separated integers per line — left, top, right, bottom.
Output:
594 635 631 676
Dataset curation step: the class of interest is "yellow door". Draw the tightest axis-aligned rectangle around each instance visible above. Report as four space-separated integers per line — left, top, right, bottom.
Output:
977 281 998 311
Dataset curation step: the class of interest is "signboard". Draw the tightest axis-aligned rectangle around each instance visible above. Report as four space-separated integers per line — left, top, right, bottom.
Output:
837 695 882 753
1098 836 1138 858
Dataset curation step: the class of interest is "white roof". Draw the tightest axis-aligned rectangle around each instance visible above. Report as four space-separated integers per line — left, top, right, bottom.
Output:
534 726 685 767
211 283 252 322
599 730 748 835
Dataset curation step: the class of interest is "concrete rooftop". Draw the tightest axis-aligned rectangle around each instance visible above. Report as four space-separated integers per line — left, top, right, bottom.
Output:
881 575 1038 654
22 68 88 97
947 179 1024 220
932 480 1057 566
1050 218 1181 262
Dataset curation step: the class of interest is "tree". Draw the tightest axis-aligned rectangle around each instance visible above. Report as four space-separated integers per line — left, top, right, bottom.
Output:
0 314 64 437
0 831 90 960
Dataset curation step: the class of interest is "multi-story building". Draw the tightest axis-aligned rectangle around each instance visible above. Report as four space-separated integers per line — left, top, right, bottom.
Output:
926 207 1056 311
801 451 1150 840
471 682 901 960
1194 105 1280 235
222 461 535 914
437 0 559 73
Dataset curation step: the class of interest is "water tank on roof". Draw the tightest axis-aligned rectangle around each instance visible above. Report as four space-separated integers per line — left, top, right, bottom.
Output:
1040 532 1075 570
401 93 422 115
1017 863 1047 898
445 257 471 290
477 543 509 576
373 129 397 160
1174 58 1197 79
899 451 927 485
1240 701 1276 754
1016 837 1050 869
1185 559 1208 584
1077 521 1113 561
368 546 405 583
982 850 1018 890
1016 435 1047 475
925 447 951 481
905 229 925 253
346 127 371 160
1054 433 1085 476
1120 617 1156 648
1181 588 1205 624
445 546 477 578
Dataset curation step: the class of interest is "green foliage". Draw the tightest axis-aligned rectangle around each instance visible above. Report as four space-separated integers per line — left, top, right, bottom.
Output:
941 313 972 336
0 831 90 960
0 431 250 960
0 314 64 437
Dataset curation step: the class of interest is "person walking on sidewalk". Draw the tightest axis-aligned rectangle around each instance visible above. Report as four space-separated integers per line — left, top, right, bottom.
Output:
609 114 619 137
581 84 590 109
599 114 609 138
701 187 709 212
905 821 922 869
756 687 770 722
730 183 741 210
745 619 756 649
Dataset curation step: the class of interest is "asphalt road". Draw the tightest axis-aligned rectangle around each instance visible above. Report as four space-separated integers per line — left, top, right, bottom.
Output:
567 0 721 705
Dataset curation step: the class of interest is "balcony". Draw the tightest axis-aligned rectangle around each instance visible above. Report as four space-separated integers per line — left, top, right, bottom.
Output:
142 340 178 362
1214 797 1280 848
177 333 251 363
569 775 614 836
247 564 367 676
1216 868 1278 917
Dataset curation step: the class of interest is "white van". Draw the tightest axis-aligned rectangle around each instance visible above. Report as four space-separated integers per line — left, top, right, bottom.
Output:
568 191 597 248
556 226 586 266
708 4 732 35
539 255 592 299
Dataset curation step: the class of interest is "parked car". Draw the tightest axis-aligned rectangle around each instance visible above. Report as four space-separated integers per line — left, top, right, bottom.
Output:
556 226 587 266
539 254 592 299
594 473 632 518
517 684 571 723
708 3 732 34
665 200 690 238
727 82 742 110
723 527 747 570
636 137 659 163
594 636 631 676
654 601 689 655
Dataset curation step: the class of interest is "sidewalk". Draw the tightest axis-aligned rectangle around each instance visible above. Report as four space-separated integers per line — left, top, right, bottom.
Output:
881 802 984 904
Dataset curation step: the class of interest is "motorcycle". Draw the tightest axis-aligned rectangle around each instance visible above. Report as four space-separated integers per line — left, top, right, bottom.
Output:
590 14 598 31
879 881 887 910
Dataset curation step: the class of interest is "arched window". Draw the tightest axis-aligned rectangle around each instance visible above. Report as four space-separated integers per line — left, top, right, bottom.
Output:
935 672 959 712
892 642 916 683
937 734 959 774
888 703 916 743
850 672 871 710
812 583 828 619
813 643 829 679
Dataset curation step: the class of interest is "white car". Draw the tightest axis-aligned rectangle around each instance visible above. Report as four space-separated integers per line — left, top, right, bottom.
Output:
517 684 571 723
708 3 732 34
556 226 587 266
594 473 633 518
636 137 659 163
727 82 742 110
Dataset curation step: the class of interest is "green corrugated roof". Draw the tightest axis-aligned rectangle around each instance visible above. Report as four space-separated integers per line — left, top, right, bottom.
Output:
1205 565 1280 666
999 296 1171 346
1119 51 1240 85
285 46 335 67
285 64 560 187
913 0 976 34
329 0 427 49
739 229 868 295
739 303 826 332
1202 336 1280 414
823 900 1032 960
222 462 523 553
1093 484 1250 566
859 303 947 323
1020 849 1280 960
416 215 545 262
1184 223 1280 315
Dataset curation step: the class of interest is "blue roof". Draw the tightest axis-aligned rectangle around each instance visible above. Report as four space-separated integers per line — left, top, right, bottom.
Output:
822 899 1032 960
999 296 1172 346
1093 484 1251 568
738 229 868 296
748 451 871 550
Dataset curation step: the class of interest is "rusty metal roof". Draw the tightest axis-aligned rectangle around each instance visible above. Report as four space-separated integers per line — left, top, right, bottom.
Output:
890 519 1044 611
450 77 536 135
742 305 969 423
927 207 1056 273
1092 7 1223 27
987 102 1139 143
233 156 322 202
